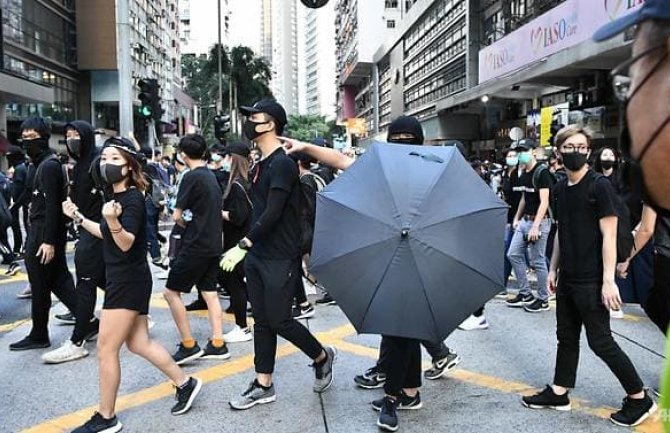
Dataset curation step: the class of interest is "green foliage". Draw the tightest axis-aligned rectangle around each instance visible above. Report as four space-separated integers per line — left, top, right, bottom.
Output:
181 44 272 142
285 115 333 142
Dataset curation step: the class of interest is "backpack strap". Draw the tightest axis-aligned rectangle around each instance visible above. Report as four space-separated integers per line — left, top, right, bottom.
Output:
233 180 253 210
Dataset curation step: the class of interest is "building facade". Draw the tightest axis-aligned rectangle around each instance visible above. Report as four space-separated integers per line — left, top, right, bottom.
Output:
179 0 230 56
301 2 337 119
0 0 78 146
357 0 642 157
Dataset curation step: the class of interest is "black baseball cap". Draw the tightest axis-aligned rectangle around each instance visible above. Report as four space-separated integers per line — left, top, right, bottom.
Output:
594 0 670 42
104 137 139 157
240 98 288 132
225 142 251 158
513 139 538 151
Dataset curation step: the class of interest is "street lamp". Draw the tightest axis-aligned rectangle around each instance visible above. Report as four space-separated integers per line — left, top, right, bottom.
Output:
481 95 490 103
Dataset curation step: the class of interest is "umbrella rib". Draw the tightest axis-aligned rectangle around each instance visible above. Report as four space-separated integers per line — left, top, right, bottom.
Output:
313 236 398 268
319 193 399 232
416 207 507 232
411 235 503 289
359 242 403 330
406 242 441 342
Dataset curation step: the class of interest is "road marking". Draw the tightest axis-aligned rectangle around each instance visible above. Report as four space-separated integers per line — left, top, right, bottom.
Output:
20 324 355 433
0 318 31 333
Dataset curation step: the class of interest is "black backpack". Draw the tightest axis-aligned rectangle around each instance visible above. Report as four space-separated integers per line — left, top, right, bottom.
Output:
554 171 634 264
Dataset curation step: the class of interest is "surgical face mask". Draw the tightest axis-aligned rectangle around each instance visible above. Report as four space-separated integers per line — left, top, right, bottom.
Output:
222 161 231 172
518 152 532 165
506 156 518 167
560 152 588 172
100 163 128 185
211 154 222 163
243 120 271 141
600 160 616 170
66 138 81 159
23 137 49 160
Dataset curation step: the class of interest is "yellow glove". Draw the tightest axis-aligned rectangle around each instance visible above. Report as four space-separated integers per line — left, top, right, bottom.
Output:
220 246 247 272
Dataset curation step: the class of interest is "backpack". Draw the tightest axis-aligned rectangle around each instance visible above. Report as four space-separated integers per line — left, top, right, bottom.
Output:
35 155 69 199
554 171 634 264
149 177 165 208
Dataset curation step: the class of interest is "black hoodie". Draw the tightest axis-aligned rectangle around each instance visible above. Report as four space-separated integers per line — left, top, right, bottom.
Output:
66 121 103 221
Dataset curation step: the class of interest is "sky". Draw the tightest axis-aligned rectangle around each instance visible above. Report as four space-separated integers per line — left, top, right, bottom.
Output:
187 0 262 54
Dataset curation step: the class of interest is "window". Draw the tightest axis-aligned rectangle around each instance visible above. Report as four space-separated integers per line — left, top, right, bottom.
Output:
387 20 396 29
385 0 398 8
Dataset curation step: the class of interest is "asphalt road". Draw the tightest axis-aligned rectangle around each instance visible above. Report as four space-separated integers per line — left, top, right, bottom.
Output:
0 248 666 433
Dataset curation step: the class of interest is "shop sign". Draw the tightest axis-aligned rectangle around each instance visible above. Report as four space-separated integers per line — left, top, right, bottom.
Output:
479 0 644 82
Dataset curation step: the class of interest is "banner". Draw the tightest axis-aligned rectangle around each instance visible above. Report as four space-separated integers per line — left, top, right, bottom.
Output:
479 0 645 83
540 107 553 147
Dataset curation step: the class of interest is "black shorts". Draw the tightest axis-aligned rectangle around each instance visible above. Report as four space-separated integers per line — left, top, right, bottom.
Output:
166 255 219 293
103 280 152 315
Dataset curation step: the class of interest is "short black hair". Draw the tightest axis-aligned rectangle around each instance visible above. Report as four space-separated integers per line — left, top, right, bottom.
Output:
291 151 316 168
263 113 284 136
20 117 51 139
178 134 208 159
645 20 670 49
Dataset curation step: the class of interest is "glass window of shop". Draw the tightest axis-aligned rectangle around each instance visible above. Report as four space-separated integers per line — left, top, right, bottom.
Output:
1 0 77 66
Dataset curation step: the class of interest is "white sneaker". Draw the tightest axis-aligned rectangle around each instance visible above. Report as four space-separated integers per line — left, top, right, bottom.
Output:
42 340 89 364
224 325 253 343
458 314 489 331
610 308 624 319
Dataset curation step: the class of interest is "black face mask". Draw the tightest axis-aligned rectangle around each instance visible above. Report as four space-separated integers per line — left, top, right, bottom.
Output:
100 163 128 185
66 138 81 159
560 152 588 172
243 120 271 141
600 160 616 170
23 137 49 160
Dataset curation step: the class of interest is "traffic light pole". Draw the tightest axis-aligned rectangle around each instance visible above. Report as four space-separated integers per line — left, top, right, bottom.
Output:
148 119 156 159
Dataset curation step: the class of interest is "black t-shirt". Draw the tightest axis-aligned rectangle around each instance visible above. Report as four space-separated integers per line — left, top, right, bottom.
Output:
555 171 618 282
223 178 252 250
520 164 554 216
175 166 223 257
101 188 151 283
503 169 524 224
249 147 301 259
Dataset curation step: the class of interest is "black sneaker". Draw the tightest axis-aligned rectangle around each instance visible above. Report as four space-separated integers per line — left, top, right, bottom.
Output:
151 258 168 270
55 311 76 325
313 346 337 393
72 412 122 433
185 299 208 311
377 396 399 432
372 390 422 411
354 366 387 389
292 304 315 319
315 293 336 306
522 385 571 411
9 336 50 351
424 350 461 380
172 342 204 365
506 293 535 308
610 392 657 427
171 377 203 415
201 340 231 360
524 298 550 313
5 262 19 276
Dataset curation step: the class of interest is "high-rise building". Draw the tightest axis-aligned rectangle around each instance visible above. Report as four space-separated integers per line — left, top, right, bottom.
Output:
0 0 78 145
301 3 337 120
334 0 407 137
179 0 231 56
261 0 300 115
76 0 190 144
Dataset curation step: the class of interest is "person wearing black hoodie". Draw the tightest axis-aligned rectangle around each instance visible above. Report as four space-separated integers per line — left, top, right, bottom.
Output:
9 117 78 351
7 146 28 257
41 121 104 364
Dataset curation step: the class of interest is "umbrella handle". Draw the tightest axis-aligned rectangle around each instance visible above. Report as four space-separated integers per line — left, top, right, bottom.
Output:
409 152 444 164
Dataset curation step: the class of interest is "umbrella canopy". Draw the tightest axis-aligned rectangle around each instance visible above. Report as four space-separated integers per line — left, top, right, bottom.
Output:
310 142 508 342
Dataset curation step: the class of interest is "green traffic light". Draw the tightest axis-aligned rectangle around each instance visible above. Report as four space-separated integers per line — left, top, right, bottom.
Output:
139 105 153 118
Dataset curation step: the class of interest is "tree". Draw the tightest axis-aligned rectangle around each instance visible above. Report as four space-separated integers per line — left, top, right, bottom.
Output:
285 115 333 143
181 44 272 143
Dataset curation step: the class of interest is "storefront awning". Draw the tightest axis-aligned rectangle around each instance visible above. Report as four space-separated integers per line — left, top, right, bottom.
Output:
0 71 54 104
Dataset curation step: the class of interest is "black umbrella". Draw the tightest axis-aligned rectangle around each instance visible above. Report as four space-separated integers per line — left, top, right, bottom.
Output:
310 142 508 342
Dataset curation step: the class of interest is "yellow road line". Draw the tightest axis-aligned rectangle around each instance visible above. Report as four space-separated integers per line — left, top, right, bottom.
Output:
336 339 663 433
20 324 355 433
0 318 31 333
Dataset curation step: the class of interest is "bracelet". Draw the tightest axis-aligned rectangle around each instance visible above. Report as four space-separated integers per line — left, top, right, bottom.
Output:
109 226 123 234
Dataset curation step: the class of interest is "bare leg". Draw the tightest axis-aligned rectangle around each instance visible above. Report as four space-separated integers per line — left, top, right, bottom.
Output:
201 291 223 340
97 309 138 418
163 289 193 342
126 315 187 386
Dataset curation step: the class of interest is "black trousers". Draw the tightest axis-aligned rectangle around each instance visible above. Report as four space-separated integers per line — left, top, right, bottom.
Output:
642 253 670 335
10 205 23 253
222 261 248 329
553 279 644 395
25 223 77 342
245 253 323 374
376 336 450 373
383 336 422 397
71 231 105 344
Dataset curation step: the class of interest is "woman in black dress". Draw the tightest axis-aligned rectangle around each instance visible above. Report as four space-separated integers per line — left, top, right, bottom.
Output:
65 138 202 433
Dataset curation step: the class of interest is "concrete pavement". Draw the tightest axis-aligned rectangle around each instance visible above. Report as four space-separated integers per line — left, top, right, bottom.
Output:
0 263 666 433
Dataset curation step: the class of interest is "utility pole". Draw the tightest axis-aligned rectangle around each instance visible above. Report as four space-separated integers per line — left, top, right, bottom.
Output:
217 0 224 115
117 0 133 136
